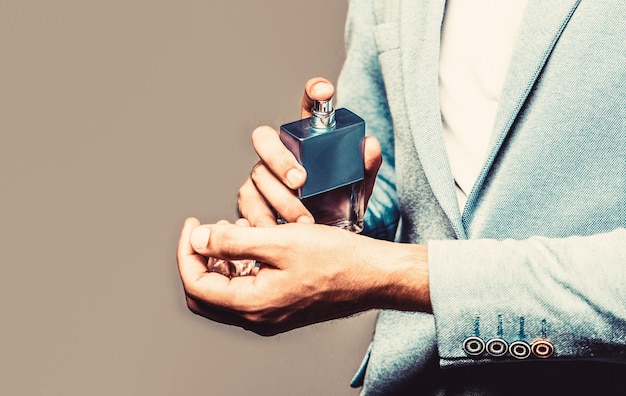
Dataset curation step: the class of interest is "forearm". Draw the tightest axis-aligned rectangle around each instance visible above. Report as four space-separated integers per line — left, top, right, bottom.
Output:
356 238 431 313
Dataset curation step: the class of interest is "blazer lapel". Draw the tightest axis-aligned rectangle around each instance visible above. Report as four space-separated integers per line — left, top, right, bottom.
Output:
400 0 467 238
462 0 582 220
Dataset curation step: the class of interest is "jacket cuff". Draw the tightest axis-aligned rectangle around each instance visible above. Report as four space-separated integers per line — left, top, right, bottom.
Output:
426 234 626 367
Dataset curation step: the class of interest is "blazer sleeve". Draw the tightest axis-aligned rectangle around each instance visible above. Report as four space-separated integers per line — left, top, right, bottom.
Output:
429 228 626 366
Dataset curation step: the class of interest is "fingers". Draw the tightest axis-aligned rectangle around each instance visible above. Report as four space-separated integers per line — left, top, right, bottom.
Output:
176 217 218 288
237 177 278 227
189 223 290 266
247 162 313 224
301 77 335 119
177 217 203 268
242 133 381 227
181 222 282 309
176 217 222 296
177 219 383 335
238 164 313 226
251 126 306 190
235 217 250 227
246 125 314 224
177 218 244 307
184 294 280 335
238 78 334 227
177 218 279 333
362 136 383 207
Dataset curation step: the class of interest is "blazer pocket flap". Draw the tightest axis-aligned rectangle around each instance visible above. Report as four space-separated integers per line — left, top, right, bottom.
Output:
373 22 400 54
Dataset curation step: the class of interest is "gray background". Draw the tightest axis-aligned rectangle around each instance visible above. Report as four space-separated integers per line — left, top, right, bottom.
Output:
0 1 378 395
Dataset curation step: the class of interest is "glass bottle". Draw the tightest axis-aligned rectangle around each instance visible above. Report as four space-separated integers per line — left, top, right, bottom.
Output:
280 99 365 233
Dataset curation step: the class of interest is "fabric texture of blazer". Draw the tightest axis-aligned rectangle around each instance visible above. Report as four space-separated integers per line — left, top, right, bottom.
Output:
335 0 626 394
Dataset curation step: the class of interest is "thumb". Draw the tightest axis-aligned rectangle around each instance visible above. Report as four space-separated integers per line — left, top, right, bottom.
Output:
189 223 288 265
190 225 211 252
301 77 335 119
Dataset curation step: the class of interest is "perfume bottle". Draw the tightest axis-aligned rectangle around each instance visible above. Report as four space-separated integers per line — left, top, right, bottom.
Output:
207 257 260 278
279 99 365 233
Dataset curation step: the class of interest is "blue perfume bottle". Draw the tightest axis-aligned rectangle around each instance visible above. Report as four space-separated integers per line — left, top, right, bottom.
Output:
280 99 365 233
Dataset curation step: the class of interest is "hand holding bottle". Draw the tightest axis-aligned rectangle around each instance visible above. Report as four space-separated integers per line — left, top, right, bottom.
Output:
176 78 429 333
237 77 382 228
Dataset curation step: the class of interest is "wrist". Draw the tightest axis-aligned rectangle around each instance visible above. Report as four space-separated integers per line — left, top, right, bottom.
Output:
357 239 431 313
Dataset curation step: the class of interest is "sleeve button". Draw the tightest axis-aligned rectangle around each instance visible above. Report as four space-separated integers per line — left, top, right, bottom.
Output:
531 339 554 358
509 340 531 359
463 336 486 356
486 338 508 357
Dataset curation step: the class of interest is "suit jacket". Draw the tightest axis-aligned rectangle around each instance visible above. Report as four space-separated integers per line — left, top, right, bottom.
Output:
335 0 626 394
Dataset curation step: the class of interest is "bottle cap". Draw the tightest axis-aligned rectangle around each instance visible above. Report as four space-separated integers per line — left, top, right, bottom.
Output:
310 99 336 129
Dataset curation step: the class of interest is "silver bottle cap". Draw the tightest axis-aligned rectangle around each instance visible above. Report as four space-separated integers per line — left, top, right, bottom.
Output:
310 99 336 129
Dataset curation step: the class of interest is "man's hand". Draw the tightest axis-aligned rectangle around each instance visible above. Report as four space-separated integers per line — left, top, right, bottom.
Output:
237 77 382 227
176 217 431 336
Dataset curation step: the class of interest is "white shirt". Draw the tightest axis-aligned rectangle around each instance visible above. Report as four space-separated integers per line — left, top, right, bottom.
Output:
439 0 528 211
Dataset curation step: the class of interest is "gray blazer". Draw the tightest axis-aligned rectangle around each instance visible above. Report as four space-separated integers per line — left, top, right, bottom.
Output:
336 0 626 394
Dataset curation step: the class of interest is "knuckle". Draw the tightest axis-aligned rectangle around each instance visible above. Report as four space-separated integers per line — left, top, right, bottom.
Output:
213 227 242 259
236 187 243 204
237 178 255 205
240 314 276 337
185 297 202 315
249 161 267 181
251 327 280 337
236 193 246 217
183 285 204 305
231 295 284 336
246 316 285 337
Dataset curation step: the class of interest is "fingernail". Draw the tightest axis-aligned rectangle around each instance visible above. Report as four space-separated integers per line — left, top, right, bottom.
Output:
190 226 210 250
286 168 305 188
312 82 332 98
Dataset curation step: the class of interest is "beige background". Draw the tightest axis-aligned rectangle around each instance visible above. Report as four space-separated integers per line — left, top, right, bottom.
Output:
0 1 377 395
